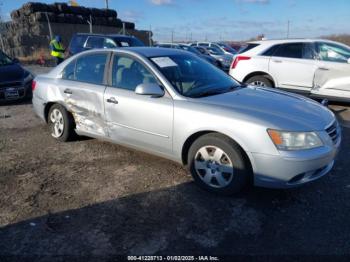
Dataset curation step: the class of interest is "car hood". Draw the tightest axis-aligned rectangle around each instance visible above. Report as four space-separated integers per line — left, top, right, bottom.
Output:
197 86 335 131
0 63 25 82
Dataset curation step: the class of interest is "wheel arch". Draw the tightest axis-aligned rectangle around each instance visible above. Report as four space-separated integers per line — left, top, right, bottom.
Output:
243 71 275 87
44 102 75 124
181 131 253 173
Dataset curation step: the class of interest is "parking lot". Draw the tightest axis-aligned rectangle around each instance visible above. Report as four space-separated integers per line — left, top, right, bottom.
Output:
1 66 350 259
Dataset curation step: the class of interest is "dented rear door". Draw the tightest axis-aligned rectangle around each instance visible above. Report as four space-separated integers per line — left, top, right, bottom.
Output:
59 52 110 137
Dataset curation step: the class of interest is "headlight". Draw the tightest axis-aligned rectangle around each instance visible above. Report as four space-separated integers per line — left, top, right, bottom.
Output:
267 129 323 150
23 73 33 83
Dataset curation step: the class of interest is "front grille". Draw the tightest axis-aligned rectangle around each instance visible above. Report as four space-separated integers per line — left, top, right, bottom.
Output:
325 121 340 144
0 81 22 89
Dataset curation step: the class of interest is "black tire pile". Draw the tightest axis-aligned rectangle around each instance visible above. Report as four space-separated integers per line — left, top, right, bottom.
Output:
10 2 135 29
1 2 138 58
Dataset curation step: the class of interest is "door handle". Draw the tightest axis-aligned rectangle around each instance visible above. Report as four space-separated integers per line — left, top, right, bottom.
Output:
318 67 329 71
64 89 73 94
272 60 282 63
106 97 118 104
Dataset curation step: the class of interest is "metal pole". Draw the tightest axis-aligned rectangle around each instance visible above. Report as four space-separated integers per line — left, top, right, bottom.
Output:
122 22 126 35
105 0 109 9
45 12 53 40
171 30 174 43
87 15 93 33
149 25 152 46
287 20 290 39
0 34 4 51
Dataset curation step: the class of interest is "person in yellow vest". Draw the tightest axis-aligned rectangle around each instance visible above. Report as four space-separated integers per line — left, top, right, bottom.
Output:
50 35 65 65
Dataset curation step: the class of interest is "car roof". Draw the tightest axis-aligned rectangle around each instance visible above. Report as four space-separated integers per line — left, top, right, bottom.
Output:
249 38 341 45
75 33 136 38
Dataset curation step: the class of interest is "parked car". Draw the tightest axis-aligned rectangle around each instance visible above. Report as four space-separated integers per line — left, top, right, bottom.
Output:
155 43 219 67
68 33 145 56
0 50 33 101
191 42 237 56
32 47 341 194
229 39 350 101
202 46 233 71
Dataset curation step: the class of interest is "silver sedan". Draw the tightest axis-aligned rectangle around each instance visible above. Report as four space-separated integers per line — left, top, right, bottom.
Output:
32 48 341 194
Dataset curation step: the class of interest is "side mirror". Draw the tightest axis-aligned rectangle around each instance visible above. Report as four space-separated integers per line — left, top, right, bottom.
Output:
12 58 20 63
135 83 165 97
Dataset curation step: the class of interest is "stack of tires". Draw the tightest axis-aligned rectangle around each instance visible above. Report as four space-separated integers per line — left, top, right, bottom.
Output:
10 2 136 28
1 2 144 59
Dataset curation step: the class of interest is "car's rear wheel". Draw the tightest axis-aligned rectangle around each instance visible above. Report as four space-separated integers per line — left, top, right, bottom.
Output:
187 133 251 195
48 104 76 142
246 75 273 87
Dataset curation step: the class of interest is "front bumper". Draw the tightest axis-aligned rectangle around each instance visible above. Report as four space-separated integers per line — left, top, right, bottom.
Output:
252 136 341 188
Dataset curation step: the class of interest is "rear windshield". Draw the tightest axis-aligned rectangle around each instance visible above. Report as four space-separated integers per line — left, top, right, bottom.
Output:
112 37 145 47
239 43 260 54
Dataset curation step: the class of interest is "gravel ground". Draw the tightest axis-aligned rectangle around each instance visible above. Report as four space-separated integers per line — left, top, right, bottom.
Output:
1 66 350 260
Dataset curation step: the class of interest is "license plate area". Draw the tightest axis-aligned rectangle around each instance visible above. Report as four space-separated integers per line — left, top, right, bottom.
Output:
5 88 19 99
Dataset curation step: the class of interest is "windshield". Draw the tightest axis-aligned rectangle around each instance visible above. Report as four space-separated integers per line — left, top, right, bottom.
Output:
112 37 145 47
0 51 13 66
149 54 241 98
179 45 202 55
207 47 225 55
217 43 237 54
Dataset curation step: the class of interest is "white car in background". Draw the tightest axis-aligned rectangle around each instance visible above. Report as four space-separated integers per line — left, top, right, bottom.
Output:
229 39 350 101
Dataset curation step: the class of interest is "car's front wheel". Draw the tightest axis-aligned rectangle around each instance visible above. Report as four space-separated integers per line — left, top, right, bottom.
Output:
246 75 273 88
48 104 76 142
188 133 251 195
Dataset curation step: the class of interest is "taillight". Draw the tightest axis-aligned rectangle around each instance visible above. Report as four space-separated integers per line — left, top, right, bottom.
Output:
31 80 37 91
231 56 251 69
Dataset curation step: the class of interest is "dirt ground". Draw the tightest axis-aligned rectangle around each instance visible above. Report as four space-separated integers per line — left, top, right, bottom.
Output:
1 66 350 260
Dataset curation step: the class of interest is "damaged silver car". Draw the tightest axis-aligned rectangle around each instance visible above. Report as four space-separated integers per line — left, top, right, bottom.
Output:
32 48 341 194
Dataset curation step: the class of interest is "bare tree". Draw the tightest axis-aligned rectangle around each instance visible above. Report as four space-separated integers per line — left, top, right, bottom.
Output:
0 1 5 50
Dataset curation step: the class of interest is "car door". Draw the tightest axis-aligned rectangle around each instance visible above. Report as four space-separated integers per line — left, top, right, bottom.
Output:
268 42 318 91
59 52 110 137
104 53 174 155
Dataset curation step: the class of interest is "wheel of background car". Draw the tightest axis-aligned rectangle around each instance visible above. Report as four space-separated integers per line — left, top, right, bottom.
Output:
48 104 76 142
187 133 251 195
246 75 273 88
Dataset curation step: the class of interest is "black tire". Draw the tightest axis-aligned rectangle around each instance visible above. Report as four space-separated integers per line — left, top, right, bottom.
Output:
187 133 251 195
48 104 76 142
246 75 273 88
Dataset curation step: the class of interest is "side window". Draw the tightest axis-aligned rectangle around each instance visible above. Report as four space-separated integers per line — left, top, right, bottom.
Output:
75 53 108 85
302 43 316 60
103 38 117 48
62 60 76 80
273 43 303 59
317 42 350 63
85 37 105 49
261 45 280 56
112 55 158 91
199 43 209 47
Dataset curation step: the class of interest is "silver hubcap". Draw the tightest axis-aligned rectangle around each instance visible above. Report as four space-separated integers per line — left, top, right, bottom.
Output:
194 146 234 188
250 80 267 87
50 109 64 138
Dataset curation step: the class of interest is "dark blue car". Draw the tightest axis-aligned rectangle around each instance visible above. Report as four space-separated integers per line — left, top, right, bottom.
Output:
0 50 33 101
68 33 145 56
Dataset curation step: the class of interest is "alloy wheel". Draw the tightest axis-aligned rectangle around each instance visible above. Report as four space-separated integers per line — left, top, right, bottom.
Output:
50 108 64 138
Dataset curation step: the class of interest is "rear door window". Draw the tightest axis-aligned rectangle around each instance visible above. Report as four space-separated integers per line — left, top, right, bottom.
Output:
74 53 108 85
272 43 303 59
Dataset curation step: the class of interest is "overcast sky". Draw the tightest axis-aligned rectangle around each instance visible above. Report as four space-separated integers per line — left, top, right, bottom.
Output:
1 0 349 41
